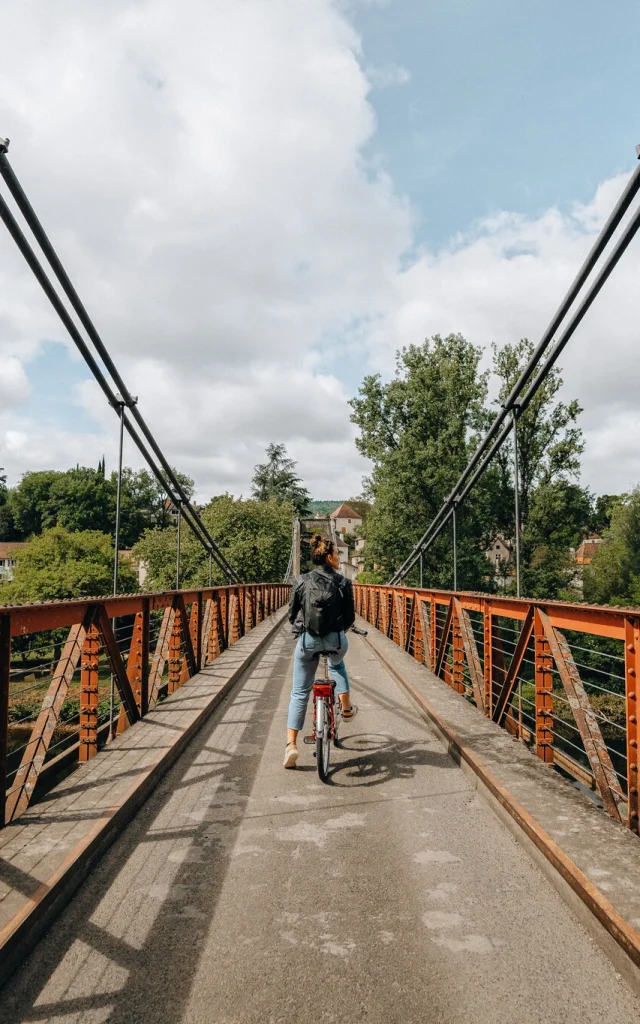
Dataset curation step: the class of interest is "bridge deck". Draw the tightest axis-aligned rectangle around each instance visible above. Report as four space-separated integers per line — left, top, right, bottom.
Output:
2 626 640 1023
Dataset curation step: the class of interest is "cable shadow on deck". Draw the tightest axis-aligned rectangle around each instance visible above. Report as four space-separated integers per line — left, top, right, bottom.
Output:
326 731 458 788
1 637 293 1024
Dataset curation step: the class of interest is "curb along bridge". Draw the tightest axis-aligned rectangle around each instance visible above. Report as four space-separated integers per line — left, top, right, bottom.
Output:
2 581 640 1022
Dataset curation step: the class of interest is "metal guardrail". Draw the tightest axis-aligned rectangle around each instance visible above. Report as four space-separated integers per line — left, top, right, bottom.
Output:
354 584 640 834
0 584 290 826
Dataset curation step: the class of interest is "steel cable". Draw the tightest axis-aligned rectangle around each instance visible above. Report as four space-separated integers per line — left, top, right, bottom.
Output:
391 156 640 584
0 141 240 584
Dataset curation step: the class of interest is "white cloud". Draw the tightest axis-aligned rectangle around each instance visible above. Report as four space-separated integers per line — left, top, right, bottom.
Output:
362 174 640 494
366 63 411 88
0 0 406 496
0 0 639 506
0 355 30 406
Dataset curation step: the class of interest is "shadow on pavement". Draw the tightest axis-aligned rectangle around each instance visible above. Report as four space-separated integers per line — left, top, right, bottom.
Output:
1 640 293 1024
328 731 457 788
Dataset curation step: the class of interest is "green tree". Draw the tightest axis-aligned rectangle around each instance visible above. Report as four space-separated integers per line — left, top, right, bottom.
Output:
591 493 623 535
46 467 113 533
346 497 372 522
493 339 586 598
493 339 584 524
520 480 593 598
0 468 18 541
251 444 311 517
0 527 139 605
7 470 60 537
133 495 293 589
114 468 195 546
4 465 195 546
350 334 503 587
584 489 640 606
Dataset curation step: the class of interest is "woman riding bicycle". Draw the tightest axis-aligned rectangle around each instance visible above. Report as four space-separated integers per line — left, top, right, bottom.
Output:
284 535 357 769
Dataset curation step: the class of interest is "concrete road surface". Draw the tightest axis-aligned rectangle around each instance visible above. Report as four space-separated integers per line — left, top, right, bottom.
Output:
3 627 640 1023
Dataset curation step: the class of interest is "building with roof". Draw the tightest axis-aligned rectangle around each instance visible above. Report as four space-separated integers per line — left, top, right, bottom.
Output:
575 536 604 566
485 534 511 570
0 542 29 581
331 503 362 538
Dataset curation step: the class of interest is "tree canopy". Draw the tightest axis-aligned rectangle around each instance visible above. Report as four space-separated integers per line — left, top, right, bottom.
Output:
350 334 589 597
133 495 293 589
0 527 139 605
251 444 311 517
350 334 504 588
492 339 587 597
584 489 640 607
0 465 194 547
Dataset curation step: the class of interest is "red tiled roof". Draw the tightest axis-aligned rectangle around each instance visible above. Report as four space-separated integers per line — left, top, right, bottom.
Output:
331 503 360 519
576 538 603 563
0 542 29 558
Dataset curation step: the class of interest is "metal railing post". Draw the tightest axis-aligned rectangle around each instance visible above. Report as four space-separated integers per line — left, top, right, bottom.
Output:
419 551 423 589
80 625 100 762
109 398 124 742
513 408 521 597
625 617 640 832
176 500 182 591
534 608 554 763
452 505 458 592
0 613 10 826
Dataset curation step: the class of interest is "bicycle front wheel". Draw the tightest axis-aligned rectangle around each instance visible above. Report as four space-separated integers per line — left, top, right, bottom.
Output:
316 698 331 782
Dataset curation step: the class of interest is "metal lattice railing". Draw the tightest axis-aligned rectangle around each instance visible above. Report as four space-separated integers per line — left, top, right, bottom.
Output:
354 583 639 834
0 584 290 827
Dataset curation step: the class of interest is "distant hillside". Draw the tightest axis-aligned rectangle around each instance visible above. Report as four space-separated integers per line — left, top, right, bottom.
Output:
307 500 342 516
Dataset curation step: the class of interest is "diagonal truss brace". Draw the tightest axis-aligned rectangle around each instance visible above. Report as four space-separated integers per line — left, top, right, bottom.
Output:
5 614 90 822
434 599 454 678
492 607 535 726
454 599 485 712
537 609 624 822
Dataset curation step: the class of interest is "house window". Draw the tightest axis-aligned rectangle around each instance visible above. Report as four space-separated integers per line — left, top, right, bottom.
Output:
348 519 351 524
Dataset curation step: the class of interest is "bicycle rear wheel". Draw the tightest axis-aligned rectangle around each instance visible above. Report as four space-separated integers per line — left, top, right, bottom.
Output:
316 698 331 782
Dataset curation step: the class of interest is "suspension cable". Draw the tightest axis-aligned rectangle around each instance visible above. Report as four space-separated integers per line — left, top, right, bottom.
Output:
0 138 241 583
390 152 640 585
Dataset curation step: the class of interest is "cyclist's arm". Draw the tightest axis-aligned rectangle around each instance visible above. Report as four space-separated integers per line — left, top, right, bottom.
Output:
342 578 355 631
288 579 303 625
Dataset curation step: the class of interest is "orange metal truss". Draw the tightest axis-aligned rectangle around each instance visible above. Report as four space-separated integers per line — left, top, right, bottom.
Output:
354 584 639 834
0 584 289 827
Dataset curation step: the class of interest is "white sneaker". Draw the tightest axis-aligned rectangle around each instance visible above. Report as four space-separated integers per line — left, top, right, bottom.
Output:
283 744 299 769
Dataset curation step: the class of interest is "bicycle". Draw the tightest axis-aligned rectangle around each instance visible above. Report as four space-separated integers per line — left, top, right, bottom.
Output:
303 625 368 782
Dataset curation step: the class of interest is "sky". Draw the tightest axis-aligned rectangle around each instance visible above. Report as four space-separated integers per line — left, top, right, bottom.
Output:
0 0 639 502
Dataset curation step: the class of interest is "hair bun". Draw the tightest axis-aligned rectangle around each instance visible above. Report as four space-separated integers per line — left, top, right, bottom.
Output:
310 533 335 565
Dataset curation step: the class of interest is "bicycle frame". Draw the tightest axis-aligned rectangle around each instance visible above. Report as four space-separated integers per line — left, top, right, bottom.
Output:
311 656 340 781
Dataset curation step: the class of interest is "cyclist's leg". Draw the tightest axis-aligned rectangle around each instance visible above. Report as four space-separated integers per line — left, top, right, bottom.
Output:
286 634 320 747
327 632 355 715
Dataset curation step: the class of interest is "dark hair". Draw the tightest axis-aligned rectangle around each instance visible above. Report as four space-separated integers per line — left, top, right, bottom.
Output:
310 534 335 565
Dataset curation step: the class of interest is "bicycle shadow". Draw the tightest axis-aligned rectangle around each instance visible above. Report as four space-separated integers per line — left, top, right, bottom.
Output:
326 731 456 788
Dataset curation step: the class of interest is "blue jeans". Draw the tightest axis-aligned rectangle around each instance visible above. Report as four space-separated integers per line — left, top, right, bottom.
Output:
287 631 350 732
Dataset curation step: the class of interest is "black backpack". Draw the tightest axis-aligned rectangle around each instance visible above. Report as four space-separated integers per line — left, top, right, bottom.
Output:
302 569 343 637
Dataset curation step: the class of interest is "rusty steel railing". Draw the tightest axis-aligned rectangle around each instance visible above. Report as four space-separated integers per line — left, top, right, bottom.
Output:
355 584 640 834
0 584 290 827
